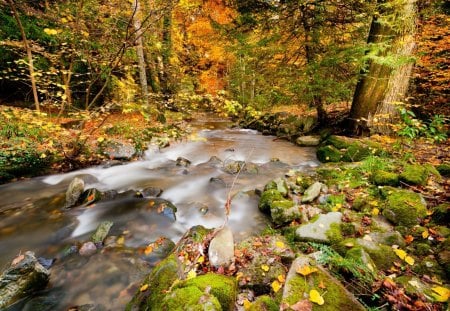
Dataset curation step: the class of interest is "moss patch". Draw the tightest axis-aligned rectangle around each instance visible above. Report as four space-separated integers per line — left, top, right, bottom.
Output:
162 286 222 311
370 170 399 186
316 145 342 163
259 189 284 214
180 273 237 311
248 295 279 311
382 188 427 227
399 164 429 186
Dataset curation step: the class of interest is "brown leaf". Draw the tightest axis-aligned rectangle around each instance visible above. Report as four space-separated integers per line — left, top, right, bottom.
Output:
290 299 313 311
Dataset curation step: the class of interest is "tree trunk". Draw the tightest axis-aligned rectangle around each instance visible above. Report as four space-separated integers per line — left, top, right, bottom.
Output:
132 0 149 104
159 1 173 94
348 0 417 135
7 0 40 112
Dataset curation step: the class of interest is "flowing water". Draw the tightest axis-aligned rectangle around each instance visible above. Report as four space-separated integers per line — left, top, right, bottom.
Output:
0 115 318 310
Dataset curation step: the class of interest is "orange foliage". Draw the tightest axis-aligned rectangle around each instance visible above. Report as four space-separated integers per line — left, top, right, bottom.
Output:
204 0 237 25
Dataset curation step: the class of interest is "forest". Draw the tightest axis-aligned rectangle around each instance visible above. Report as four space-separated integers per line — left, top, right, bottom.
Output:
0 0 449 310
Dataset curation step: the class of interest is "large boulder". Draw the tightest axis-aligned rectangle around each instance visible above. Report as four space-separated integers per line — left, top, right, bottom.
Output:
208 227 235 268
282 255 366 311
102 139 136 160
296 212 343 243
0 251 50 309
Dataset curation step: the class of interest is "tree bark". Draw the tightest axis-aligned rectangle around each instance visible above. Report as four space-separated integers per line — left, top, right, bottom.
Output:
348 0 417 135
7 0 40 112
132 0 149 104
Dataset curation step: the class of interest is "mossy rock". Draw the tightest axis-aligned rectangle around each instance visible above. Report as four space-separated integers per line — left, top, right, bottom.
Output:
326 135 355 149
264 178 289 196
270 200 300 225
341 142 372 162
436 163 450 177
325 223 344 244
161 286 222 311
370 170 399 186
179 273 237 311
382 188 427 227
399 164 429 186
258 190 284 214
316 145 343 163
126 254 180 311
395 276 435 302
431 203 449 225
345 247 377 274
282 256 366 311
355 240 398 271
248 295 278 311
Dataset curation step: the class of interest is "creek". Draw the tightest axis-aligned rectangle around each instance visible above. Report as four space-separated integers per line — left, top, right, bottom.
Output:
0 115 318 310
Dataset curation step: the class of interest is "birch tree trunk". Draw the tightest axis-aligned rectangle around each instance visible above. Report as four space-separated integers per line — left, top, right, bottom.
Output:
132 0 149 104
348 0 417 135
7 0 40 112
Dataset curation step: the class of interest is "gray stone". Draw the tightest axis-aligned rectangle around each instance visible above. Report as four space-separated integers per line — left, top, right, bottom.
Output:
301 182 324 203
79 242 97 256
295 135 321 147
0 251 50 309
91 221 114 244
103 140 136 160
176 157 191 167
208 227 234 268
296 212 342 242
65 177 85 208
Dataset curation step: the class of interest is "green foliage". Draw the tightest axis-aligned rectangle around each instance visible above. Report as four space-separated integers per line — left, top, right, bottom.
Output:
397 108 448 143
309 242 376 287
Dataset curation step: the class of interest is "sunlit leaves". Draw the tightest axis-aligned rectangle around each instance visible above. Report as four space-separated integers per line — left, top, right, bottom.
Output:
296 265 318 276
393 248 414 265
309 289 324 305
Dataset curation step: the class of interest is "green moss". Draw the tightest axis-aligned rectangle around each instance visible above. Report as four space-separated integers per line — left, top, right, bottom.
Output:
399 164 429 186
340 223 356 236
341 143 371 162
326 223 344 244
270 200 299 225
248 295 278 311
431 203 449 225
345 247 377 274
382 188 427 227
162 286 222 311
436 163 450 177
264 178 289 196
259 190 284 214
363 244 397 271
181 273 237 311
316 145 342 163
370 170 399 186
413 243 431 256
126 254 179 311
327 135 352 149
283 266 365 310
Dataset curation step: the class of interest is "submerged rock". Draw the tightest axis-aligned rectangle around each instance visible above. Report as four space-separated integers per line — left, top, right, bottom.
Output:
209 227 235 268
91 221 114 245
65 177 85 208
0 251 50 309
79 242 97 256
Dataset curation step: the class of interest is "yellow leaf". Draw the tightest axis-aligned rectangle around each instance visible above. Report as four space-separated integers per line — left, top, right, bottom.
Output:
309 289 324 305
261 264 270 272
236 272 244 281
187 269 197 279
275 240 285 248
271 280 282 293
117 236 125 245
431 286 449 302
404 256 414 266
371 208 380 216
140 284 149 292
296 265 318 276
97 137 105 143
197 256 205 263
277 274 286 283
40 153 47 158
422 230 429 239
393 248 407 260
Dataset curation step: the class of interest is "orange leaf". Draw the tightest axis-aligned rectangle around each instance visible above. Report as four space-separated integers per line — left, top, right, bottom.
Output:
290 299 313 311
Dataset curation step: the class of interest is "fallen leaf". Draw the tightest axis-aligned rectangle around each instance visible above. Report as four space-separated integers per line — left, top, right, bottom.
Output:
139 284 149 292
296 265 318 276
422 229 429 239
309 289 324 305
187 269 197 279
290 299 313 311
371 208 380 216
197 256 205 264
278 274 286 283
144 245 154 255
271 280 282 293
275 240 285 248
261 264 270 272
318 280 327 289
431 286 449 302
393 248 414 265
404 235 414 244
243 299 252 310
